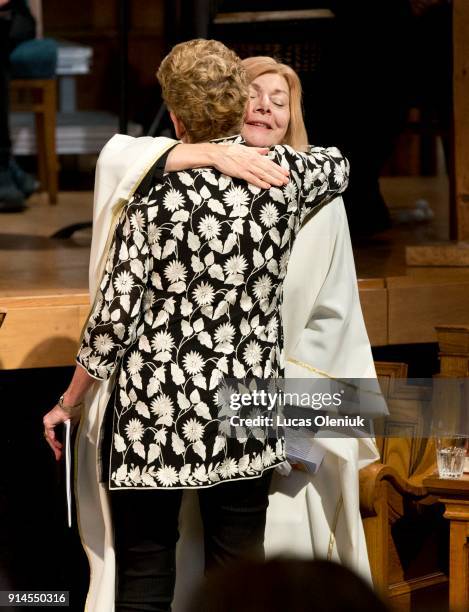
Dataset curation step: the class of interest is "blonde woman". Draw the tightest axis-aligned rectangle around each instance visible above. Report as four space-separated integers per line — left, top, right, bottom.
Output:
173 59 380 611
240 56 380 582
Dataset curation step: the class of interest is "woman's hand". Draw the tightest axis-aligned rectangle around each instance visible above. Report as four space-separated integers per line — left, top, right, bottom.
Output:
42 364 96 461
165 142 290 189
43 403 80 462
210 144 290 189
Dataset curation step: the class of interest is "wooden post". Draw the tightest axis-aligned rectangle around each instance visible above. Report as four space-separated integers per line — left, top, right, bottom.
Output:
435 325 469 377
453 0 469 241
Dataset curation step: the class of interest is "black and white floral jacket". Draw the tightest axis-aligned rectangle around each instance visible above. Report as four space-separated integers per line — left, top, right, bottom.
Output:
77 136 349 489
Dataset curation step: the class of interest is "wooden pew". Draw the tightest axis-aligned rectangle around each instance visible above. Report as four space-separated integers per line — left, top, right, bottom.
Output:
360 362 448 610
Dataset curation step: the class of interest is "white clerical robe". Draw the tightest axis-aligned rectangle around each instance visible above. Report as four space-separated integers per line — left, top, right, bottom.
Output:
75 135 379 612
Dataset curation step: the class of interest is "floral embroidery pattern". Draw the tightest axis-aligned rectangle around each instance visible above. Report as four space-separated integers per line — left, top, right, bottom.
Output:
77 137 349 489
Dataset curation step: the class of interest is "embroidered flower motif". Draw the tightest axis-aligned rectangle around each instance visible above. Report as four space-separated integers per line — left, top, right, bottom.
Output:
182 350 204 375
219 458 238 479
253 275 272 300
127 351 144 375
164 260 187 283
163 188 185 212
284 181 298 202
279 251 289 275
114 270 134 294
259 203 279 228
262 445 276 466
192 465 208 482
266 317 279 340
156 466 179 486
151 331 174 352
304 168 314 190
148 223 161 245
93 333 114 356
88 355 101 372
214 323 236 344
150 394 174 418
130 209 145 232
243 340 262 366
192 281 214 306
214 381 238 408
182 418 204 442
125 418 144 442
143 289 155 311
223 185 249 208
251 455 263 471
198 215 221 240
223 254 247 276
334 162 347 186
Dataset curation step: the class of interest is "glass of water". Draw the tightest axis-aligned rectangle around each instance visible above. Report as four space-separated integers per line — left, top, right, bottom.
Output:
436 436 467 479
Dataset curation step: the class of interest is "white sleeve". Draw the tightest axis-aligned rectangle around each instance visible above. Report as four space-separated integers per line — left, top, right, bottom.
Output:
283 197 376 380
89 135 177 297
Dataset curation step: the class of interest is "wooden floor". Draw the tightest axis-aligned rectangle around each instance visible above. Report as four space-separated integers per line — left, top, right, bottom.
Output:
0 175 458 291
356 175 451 278
0 191 92 298
1 176 469 369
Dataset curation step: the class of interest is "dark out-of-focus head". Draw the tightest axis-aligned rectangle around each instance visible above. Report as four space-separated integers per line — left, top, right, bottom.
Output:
189 558 390 612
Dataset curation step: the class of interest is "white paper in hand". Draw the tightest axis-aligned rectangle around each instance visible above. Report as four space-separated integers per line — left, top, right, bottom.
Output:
286 433 326 475
64 419 73 528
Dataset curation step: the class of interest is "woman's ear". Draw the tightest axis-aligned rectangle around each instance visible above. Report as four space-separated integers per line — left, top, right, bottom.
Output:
169 111 187 141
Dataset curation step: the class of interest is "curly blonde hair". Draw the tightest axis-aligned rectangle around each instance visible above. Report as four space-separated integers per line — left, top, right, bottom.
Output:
242 56 308 150
157 39 248 143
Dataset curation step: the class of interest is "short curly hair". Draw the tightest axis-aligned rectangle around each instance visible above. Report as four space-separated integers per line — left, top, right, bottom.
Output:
157 39 248 143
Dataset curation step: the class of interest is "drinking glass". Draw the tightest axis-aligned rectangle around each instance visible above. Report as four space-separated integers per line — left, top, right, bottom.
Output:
435 436 467 479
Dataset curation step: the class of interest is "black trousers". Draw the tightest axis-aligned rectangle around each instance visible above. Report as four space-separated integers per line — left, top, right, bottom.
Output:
110 470 273 612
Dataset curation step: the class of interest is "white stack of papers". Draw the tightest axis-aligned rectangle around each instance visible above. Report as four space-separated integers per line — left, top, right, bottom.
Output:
11 111 143 155
56 40 93 75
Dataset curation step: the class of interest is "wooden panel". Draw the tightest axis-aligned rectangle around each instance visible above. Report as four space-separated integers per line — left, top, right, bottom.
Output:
78 304 91 327
0 305 84 369
406 243 469 267
387 276 469 344
358 279 388 346
0 294 89 309
453 0 469 241
435 325 469 354
425 473 469 496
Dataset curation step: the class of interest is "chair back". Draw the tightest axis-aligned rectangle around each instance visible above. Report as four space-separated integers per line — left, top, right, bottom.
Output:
374 362 434 484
